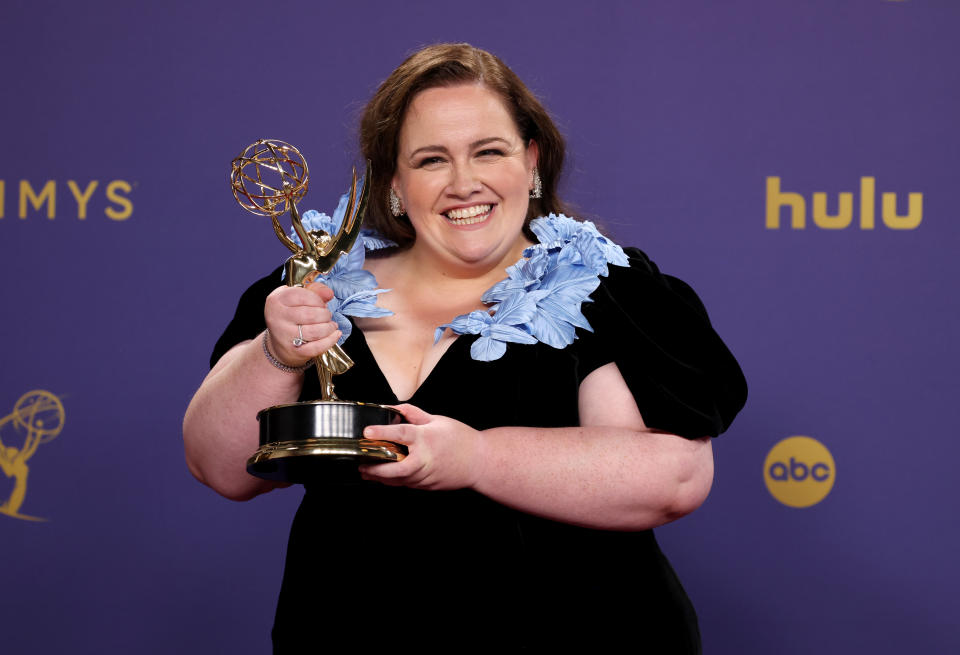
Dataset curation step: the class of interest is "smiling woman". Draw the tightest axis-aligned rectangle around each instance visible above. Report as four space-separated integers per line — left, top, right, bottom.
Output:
183 43 747 653
389 84 537 273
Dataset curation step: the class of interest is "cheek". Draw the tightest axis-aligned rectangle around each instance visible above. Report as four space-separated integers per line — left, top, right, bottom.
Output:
503 162 532 189
402 172 443 206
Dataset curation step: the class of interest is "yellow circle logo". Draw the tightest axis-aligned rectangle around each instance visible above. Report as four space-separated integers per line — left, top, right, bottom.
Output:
763 436 835 508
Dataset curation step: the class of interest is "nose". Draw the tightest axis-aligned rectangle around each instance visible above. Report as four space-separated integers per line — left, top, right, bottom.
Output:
447 162 482 198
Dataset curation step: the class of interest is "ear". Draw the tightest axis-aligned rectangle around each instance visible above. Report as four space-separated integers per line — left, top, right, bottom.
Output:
389 175 402 203
525 139 539 174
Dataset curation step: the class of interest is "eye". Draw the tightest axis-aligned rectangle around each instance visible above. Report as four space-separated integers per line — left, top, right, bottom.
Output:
477 148 504 158
415 155 446 168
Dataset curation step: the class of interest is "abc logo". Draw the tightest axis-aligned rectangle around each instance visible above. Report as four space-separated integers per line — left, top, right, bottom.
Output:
763 436 835 508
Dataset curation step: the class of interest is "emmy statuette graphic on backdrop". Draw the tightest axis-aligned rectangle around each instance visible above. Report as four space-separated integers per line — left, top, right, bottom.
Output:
230 140 404 483
0 390 65 521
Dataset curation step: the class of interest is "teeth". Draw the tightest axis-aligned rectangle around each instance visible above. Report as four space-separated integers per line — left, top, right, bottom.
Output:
446 204 491 223
448 214 487 225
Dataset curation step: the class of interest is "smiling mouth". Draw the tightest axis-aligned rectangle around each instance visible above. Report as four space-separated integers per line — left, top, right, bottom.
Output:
444 204 493 225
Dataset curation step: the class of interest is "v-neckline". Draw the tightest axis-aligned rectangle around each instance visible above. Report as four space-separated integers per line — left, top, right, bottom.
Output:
349 319 465 403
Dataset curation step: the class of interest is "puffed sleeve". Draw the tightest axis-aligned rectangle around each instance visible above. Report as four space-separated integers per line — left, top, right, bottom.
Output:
209 265 284 368
573 247 747 438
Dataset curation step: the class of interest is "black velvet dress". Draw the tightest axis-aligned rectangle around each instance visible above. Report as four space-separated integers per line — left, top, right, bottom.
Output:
212 247 747 653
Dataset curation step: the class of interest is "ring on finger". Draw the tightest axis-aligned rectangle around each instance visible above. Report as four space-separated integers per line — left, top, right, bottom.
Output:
292 324 307 348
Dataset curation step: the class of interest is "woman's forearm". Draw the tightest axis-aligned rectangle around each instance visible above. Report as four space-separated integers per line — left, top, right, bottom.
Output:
359 364 715 531
472 425 714 531
184 281 340 500
182 333 302 501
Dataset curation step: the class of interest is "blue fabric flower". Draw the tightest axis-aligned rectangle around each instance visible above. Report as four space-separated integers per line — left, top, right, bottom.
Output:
279 206 627 357
436 292 538 361
326 288 392 344
281 187 395 346
528 213 583 250
441 214 630 361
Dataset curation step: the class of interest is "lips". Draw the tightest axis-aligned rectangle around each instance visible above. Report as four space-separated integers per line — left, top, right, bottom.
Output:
443 203 493 225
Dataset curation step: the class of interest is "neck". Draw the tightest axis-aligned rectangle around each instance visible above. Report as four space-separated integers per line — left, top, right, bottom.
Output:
398 236 532 290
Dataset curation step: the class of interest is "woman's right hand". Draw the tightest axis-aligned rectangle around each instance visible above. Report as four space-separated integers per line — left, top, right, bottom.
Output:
263 281 342 368
185 280 339 501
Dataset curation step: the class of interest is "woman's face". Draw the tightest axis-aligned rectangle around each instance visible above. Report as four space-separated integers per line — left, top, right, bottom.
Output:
392 83 538 271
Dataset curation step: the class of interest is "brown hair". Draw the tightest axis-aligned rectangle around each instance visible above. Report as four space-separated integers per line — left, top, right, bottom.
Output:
359 43 569 248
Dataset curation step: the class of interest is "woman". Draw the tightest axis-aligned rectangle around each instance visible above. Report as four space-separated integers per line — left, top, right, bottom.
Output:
184 44 746 652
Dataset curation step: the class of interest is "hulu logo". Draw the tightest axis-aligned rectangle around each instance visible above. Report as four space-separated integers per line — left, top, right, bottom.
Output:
766 177 922 230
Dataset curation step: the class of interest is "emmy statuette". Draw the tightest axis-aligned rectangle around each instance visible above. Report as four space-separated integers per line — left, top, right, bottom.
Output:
230 140 405 483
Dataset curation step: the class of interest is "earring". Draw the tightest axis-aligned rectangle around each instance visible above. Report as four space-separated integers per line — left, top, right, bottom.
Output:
530 169 542 199
389 187 403 216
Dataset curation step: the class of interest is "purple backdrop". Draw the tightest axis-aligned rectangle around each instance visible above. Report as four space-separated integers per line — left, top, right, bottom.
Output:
2 1 958 652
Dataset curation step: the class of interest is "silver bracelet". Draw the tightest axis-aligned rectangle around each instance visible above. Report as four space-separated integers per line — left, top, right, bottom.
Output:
262 329 313 373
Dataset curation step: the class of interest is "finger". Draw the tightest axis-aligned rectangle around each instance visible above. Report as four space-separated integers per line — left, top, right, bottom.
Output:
288 305 334 327
266 314 335 348
387 403 433 426
298 321 338 343
269 285 330 309
265 302 331 334
266 329 342 368
359 468 408 486
360 456 422 480
363 422 417 444
305 280 335 302
294 330 343 359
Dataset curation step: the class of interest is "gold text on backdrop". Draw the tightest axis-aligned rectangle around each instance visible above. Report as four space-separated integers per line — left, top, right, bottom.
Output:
763 436 835 508
766 176 922 230
0 180 134 220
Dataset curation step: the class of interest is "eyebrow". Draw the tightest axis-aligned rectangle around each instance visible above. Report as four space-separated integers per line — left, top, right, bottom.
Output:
407 137 513 160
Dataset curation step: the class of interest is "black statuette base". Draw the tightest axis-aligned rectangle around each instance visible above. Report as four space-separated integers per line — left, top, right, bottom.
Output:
249 401 406 483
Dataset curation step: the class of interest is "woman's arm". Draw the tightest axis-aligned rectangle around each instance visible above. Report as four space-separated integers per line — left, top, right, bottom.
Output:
182 283 340 501
359 362 714 531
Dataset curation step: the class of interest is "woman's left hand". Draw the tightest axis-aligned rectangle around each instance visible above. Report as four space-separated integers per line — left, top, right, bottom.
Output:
359 404 485 491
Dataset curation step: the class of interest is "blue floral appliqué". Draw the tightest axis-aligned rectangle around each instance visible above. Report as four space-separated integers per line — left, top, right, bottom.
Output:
436 214 630 361
284 189 396 346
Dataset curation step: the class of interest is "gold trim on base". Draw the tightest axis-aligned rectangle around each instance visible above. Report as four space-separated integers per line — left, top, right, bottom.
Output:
248 438 405 466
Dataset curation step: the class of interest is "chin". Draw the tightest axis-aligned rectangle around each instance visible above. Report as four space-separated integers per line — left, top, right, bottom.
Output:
436 236 504 265
448 247 498 266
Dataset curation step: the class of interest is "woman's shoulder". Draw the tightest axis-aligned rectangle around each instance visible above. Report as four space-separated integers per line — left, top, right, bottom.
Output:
586 245 712 324
576 244 748 438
